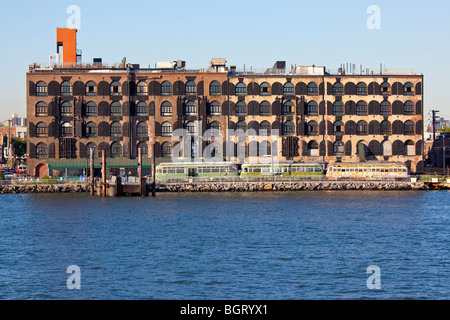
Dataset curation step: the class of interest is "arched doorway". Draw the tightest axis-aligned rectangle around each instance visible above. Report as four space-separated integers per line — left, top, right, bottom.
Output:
35 164 49 178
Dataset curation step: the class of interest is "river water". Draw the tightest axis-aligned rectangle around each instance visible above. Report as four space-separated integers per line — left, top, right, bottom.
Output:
0 191 448 300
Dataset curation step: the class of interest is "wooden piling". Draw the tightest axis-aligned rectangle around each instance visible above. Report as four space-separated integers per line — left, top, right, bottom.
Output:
102 150 106 197
152 144 156 197
138 148 142 182
90 148 94 196
138 148 146 196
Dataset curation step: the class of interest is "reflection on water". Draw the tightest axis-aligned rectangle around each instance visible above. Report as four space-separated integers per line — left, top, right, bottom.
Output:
0 191 448 299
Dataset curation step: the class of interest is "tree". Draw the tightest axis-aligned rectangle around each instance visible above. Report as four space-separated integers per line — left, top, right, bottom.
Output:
12 137 27 158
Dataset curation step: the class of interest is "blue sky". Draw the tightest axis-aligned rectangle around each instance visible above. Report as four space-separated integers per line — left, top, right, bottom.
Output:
0 0 449 123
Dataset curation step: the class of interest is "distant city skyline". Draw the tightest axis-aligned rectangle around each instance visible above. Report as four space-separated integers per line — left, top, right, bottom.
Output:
0 0 449 121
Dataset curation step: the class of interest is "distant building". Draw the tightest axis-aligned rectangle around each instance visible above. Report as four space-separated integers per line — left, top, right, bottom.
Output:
26 28 425 177
11 114 27 127
15 126 27 139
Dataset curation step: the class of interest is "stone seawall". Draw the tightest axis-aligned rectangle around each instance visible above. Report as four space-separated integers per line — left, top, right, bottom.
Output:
0 181 433 194
156 181 429 192
0 184 91 194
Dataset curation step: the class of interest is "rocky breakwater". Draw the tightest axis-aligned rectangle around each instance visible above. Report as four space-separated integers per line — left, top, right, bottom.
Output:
0 183 91 194
157 181 429 193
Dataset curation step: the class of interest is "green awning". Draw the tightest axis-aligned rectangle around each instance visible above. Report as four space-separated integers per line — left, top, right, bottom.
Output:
48 158 153 170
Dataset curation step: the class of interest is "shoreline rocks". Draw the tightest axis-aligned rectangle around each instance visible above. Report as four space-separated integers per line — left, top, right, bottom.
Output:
155 181 431 193
0 183 91 194
0 180 440 194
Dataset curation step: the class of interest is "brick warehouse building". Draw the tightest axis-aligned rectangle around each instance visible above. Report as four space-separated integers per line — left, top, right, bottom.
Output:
26 29 424 177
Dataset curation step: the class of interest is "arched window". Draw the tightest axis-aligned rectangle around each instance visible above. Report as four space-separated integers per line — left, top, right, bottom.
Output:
334 141 344 156
307 82 318 95
404 121 415 135
86 81 97 96
186 122 197 134
260 101 271 115
308 121 318 136
61 81 72 96
381 82 391 95
161 81 172 96
283 101 295 115
404 101 415 114
382 141 392 156
284 82 294 96
36 143 47 159
210 122 221 135
136 101 148 116
137 122 148 137
61 122 73 137
308 141 319 156
210 81 221 95
356 101 368 115
110 102 122 116
380 121 391 135
137 142 148 157
404 82 414 95
260 140 271 156
236 101 246 116
357 121 368 135
85 101 97 116
405 140 415 155
334 121 344 135
332 82 343 95
260 121 271 136
161 142 172 158
161 122 172 137
61 102 72 116
357 141 369 157
236 82 246 96
209 101 221 116
283 121 295 135
185 101 197 116
236 121 246 133
380 101 391 115
356 82 367 95
36 122 47 137
307 101 318 115
86 143 97 158
36 102 47 116
333 101 344 115
86 122 97 137
110 81 122 95
36 81 47 96
110 142 122 158
137 81 148 96
110 122 121 137
260 82 271 95
161 101 173 116
236 141 246 159
186 81 196 94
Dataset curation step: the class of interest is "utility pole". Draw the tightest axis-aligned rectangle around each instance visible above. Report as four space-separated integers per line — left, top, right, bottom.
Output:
7 119 11 166
432 110 439 166
443 137 447 176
